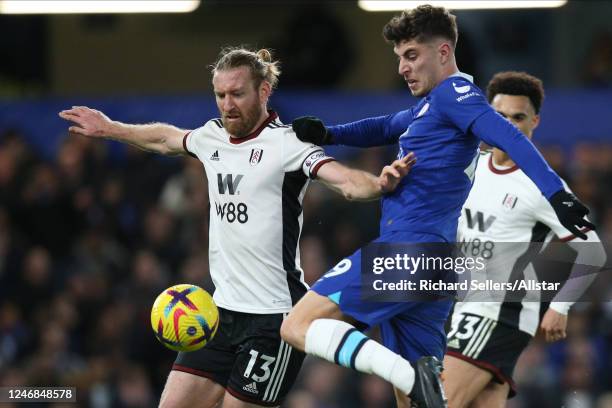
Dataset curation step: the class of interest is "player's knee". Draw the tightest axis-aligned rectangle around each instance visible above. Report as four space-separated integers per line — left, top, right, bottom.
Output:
446 394 469 408
159 376 175 408
443 380 468 408
159 387 180 408
470 382 509 408
159 380 190 408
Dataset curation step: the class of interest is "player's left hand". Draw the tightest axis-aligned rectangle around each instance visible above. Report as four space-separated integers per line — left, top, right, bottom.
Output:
539 308 568 342
379 153 416 193
549 190 595 240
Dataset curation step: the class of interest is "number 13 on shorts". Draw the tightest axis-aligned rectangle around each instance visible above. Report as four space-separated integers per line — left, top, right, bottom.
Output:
243 349 276 383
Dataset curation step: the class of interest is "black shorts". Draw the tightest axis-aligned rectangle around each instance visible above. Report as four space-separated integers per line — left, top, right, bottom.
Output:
446 312 531 398
173 308 305 406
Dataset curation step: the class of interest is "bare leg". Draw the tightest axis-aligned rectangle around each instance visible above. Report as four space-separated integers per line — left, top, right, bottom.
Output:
394 386 411 408
281 290 417 398
469 381 509 408
159 370 225 408
221 392 278 408
280 290 350 351
443 355 493 408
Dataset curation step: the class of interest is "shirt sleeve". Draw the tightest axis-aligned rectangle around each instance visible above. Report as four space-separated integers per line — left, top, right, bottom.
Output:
471 111 563 199
436 78 563 199
283 129 335 179
435 79 491 134
549 230 606 314
184 123 214 160
328 109 414 147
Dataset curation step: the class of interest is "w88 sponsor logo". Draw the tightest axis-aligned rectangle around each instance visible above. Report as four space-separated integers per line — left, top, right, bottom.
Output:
215 202 248 224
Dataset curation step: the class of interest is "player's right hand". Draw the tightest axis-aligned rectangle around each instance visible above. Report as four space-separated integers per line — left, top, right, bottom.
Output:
548 190 595 240
539 308 567 342
379 152 416 193
292 116 333 145
58 106 113 138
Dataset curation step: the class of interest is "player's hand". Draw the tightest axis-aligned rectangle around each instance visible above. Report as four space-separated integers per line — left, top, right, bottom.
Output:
379 153 416 193
548 190 595 240
539 308 568 342
292 116 333 145
59 106 114 138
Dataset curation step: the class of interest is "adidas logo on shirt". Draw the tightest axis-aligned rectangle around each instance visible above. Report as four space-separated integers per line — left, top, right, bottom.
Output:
242 382 258 394
211 150 220 161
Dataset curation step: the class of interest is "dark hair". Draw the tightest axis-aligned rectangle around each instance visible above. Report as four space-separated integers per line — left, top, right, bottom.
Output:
486 71 545 114
383 5 458 47
211 47 281 89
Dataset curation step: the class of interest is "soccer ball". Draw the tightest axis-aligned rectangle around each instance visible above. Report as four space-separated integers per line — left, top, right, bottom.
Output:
150 284 219 352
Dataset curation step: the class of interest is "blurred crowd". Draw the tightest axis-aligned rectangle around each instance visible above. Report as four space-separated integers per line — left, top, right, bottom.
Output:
0 127 611 408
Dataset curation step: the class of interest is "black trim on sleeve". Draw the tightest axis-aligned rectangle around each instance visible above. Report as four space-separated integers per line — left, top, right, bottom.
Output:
182 131 197 158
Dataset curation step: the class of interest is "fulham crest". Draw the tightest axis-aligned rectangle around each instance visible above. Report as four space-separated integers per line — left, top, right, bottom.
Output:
502 193 518 210
249 148 263 166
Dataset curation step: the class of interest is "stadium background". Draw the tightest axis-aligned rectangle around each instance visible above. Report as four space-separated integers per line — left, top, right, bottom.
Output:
0 1 611 407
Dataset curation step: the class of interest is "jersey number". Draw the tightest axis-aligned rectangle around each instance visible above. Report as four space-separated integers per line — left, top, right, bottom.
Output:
447 314 482 340
322 258 352 279
215 202 248 224
244 349 276 383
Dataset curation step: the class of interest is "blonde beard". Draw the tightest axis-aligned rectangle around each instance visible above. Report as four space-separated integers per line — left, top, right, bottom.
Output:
223 105 263 138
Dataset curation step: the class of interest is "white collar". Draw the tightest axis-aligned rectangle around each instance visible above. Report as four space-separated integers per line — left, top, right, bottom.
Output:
449 72 474 83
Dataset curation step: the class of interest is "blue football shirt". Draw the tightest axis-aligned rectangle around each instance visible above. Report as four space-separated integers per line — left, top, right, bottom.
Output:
328 73 562 242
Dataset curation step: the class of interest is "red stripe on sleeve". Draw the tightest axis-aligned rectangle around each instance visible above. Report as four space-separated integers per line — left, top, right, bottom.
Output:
310 158 336 179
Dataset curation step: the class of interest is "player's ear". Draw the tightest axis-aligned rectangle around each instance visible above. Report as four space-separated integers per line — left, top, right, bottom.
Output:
438 42 451 64
259 81 271 104
532 114 540 130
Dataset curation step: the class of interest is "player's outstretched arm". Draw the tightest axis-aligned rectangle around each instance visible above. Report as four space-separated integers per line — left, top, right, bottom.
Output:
539 229 607 343
471 110 594 238
292 110 413 148
59 106 189 156
315 153 415 201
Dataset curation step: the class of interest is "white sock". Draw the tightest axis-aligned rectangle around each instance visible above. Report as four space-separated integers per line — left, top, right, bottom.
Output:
305 319 415 394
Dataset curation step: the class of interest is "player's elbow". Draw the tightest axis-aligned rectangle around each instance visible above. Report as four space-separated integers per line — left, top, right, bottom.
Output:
149 139 184 156
280 315 304 350
342 186 356 201
280 317 296 345
339 177 363 201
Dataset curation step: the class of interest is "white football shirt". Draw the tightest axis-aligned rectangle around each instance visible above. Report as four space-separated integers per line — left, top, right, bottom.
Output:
183 111 334 314
453 151 584 335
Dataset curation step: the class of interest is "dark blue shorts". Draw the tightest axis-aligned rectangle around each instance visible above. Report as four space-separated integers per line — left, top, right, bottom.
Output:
310 231 453 363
